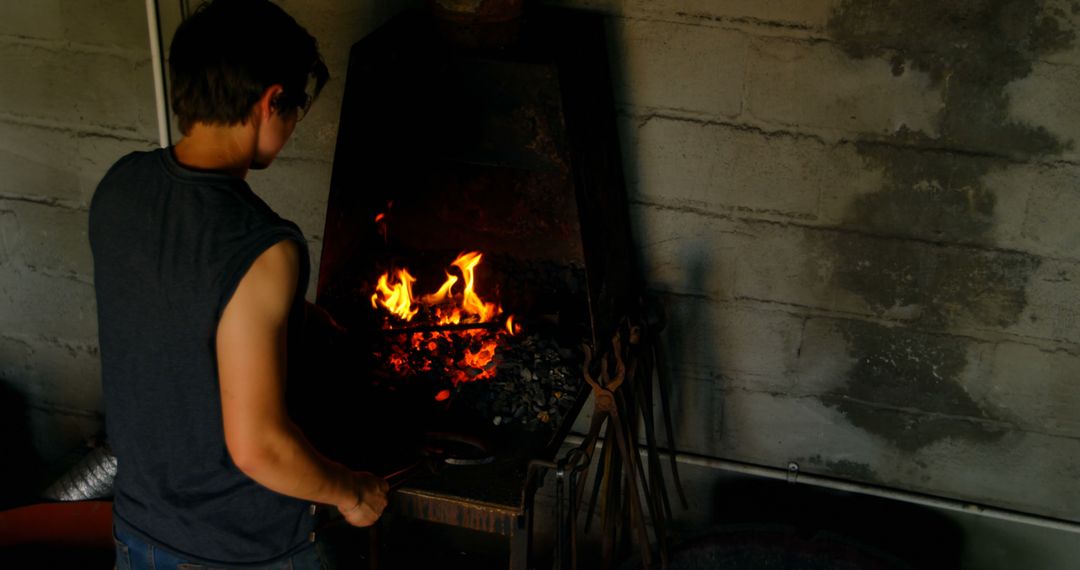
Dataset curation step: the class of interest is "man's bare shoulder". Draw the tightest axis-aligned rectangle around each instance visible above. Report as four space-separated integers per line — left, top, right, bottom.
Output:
251 239 300 277
224 239 301 325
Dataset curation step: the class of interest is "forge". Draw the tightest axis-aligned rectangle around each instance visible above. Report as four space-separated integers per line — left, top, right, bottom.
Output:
288 4 639 568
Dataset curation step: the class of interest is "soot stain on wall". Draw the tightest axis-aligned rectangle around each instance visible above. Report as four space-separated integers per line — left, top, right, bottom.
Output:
821 321 1008 452
831 237 1041 328
823 1 1075 450
801 453 885 485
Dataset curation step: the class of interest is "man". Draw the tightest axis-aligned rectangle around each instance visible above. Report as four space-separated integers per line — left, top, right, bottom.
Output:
89 1 386 567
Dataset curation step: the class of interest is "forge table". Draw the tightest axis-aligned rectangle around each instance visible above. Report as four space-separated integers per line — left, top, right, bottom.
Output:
390 459 540 570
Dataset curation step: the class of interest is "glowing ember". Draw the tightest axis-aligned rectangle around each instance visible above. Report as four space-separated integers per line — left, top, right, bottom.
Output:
375 205 391 243
434 389 451 402
463 342 496 371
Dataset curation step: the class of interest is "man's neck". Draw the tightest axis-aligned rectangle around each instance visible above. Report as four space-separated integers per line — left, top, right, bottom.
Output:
173 122 256 179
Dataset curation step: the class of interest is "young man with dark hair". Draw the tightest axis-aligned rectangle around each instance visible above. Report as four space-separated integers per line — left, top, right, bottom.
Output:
89 1 386 567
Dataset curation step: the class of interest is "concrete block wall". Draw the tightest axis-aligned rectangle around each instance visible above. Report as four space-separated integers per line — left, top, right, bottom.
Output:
1 0 1078 539
0 1 158 473
555 0 1080 523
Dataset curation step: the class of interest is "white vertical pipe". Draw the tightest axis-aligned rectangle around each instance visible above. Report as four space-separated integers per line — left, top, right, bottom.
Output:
145 0 170 148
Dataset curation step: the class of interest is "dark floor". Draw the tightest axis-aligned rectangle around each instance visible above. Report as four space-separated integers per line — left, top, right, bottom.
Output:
318 472 960 570
3 469 1073 569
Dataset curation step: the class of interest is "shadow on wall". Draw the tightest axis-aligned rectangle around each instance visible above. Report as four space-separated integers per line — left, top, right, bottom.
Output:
604 16 724 455
0 379 46 510
660 254 722 451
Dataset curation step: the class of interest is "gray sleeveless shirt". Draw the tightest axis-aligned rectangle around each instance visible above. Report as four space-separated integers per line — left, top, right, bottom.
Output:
89 148 314 565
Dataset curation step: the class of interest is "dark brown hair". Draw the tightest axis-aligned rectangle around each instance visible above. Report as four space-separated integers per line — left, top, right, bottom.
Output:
168 0 330 134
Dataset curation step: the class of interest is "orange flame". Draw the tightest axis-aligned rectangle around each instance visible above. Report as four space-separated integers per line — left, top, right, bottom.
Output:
370 269 418 321
375 212 389 243
422 272 458 306
452 252 499 322
370 251 501 326
371 251 511 386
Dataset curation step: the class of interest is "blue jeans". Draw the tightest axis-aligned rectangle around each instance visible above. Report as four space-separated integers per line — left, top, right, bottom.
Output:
113 525 334 570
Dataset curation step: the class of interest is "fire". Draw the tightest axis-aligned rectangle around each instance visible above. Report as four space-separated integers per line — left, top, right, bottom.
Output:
422 272 462 325
463 342 496 370
375 207 390 243
370 251 519 388
373 252 504 328
417 252 498 325
422 272 458 305
452 252 498 323
370 269 419 321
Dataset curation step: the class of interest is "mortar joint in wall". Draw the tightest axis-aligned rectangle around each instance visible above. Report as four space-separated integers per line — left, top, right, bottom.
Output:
768 301 1080 355
614 9 827 42
20 264 95 286
0 34 148 62
0 112 152 144
0 332 100 354
672 11 816 33
620 104 1080 170
28 401 103 420
621 106 829 145
0 193 85 211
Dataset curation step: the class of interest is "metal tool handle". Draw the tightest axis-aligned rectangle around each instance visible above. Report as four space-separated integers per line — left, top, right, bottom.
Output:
384 460 428 490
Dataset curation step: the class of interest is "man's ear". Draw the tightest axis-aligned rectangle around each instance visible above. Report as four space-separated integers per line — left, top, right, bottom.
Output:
252 84 286 123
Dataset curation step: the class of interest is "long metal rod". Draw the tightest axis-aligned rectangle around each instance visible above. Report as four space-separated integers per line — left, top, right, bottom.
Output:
564 434 1080 535
382 320 504 336
145 0 170 148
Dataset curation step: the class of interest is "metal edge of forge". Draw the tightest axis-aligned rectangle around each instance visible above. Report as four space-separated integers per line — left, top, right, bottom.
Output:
391 488 523 536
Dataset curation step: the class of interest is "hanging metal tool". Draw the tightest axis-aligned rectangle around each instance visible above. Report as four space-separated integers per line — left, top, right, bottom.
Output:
550 317 681 570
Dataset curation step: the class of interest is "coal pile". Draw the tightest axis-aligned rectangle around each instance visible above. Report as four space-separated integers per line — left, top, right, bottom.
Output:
456 334 578 430
372 329 580 431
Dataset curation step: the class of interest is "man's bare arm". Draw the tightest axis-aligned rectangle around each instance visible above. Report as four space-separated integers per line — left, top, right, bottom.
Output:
216 239 387 526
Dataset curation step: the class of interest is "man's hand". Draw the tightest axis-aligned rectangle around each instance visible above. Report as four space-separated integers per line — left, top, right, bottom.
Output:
338 472 389 527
